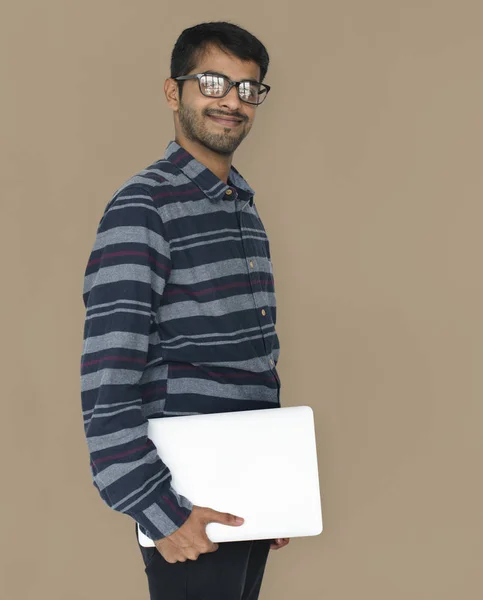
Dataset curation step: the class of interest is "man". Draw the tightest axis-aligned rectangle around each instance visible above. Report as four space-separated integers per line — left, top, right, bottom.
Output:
80 20 288 599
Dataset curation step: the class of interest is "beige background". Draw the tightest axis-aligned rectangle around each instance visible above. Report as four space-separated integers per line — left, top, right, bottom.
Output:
1 1 482 599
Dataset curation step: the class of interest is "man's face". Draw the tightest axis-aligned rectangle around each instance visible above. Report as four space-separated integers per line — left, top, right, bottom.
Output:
170 45 261 156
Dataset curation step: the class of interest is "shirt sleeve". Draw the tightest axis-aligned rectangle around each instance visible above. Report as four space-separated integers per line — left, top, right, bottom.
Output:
80 184 193 542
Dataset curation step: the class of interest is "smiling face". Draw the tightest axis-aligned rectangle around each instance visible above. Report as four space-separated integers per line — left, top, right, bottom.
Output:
165 43 261 156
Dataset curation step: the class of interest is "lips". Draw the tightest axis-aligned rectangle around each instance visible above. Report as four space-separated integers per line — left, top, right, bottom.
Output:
208 115 243 126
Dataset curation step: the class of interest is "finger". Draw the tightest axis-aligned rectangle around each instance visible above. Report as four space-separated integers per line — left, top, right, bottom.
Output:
269 537 290 550
205 542 219 553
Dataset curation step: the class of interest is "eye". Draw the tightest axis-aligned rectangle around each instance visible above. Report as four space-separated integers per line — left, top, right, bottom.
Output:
201 74 226 95
239 82 260 100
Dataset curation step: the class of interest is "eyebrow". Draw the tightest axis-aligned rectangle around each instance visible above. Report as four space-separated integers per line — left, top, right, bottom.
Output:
203 70 261 84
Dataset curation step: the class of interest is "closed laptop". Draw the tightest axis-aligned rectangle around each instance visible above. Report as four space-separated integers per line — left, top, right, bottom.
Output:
137 405 323 546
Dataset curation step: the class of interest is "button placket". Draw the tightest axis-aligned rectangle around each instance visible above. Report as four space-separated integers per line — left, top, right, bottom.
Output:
236 200 274 365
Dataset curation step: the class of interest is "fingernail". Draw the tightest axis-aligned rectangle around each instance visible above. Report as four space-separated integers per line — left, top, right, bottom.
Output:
235 517 244 524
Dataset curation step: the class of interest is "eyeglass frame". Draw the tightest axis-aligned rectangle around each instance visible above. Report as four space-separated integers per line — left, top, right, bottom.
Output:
172 72 271 105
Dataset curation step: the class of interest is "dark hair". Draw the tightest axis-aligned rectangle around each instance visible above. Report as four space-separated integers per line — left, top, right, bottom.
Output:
170 21 270 101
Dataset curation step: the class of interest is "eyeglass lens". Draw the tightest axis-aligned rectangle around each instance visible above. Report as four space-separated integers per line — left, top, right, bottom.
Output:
200 74 267 104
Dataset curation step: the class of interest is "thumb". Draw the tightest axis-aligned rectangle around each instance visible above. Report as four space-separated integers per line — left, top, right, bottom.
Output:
207 508 245 526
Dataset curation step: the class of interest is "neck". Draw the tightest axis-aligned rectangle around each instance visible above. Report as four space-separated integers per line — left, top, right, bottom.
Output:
174 134 233 184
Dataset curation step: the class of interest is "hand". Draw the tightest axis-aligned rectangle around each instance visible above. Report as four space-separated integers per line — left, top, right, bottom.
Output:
269 538 290 550
153 505 245 564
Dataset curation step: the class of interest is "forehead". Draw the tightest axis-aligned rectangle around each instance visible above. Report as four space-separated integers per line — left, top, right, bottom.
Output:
193 44 261 81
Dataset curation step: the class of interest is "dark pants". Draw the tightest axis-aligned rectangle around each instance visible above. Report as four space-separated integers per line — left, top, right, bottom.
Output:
135 522 271 599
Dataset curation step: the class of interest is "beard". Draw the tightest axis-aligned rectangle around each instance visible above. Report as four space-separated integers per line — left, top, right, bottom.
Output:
178 101 251 156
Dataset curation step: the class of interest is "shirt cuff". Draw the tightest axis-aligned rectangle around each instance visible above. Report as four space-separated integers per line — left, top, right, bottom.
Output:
134 485 194 541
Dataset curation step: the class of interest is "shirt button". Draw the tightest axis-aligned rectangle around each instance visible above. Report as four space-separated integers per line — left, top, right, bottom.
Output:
261 309 266 316
225 188 233 195
249 260 254 268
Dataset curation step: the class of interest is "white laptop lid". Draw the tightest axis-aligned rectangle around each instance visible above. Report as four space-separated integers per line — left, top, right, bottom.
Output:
137 405 323 546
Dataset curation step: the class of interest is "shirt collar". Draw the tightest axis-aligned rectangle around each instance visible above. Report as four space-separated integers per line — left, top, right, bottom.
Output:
162 140 255 207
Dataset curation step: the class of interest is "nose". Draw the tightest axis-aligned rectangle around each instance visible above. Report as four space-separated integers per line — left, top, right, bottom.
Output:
218 84 243 111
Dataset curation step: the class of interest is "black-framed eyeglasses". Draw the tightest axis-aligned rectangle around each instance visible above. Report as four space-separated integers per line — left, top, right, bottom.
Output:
173 72 271 105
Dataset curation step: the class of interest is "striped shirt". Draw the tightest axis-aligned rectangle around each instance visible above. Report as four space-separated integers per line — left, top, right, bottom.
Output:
80 139 281 542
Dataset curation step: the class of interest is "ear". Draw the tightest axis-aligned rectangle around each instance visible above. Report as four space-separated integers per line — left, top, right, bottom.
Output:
164 78 179 110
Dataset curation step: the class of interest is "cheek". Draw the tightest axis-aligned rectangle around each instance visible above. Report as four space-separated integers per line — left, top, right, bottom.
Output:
191 101 209 119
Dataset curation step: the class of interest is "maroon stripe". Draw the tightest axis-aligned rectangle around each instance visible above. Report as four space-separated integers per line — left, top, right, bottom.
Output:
142 385 167 397
170 150 190 165
81 355 145 368
93 442 150 465
165 278 273 297
162 494 191 521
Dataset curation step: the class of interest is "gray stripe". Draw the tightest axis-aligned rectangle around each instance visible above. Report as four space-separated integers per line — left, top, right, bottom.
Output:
242 226 267 234
113 177 174 193
162 323 270 343
83 399 141 415
161 328 276 351
141 399 167 418
139 362 169 383
81 369 144 392
143 502 178 537
93 448 159 491
112 192 153 199
169 256 272 285
137 169 188 188
160 194 257 224
169 377 276 401
142 354 274 376
171 229 268 247
84 405 140 426
84 307 150 321
86 423 146 452
92 225 170 257
170 227 241 243
161 197 234 222
84 263 168 296
81 330 149 355
85 299 151 311
148 323 274 347
170 488 194 511
115 470 171 512
183 157 214 181
157 292 276 323
188 356 274 371
109 201 157 212
205 179 226 195
172 234 256 253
